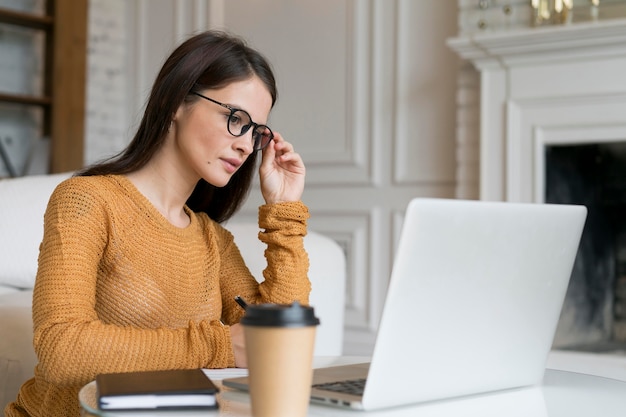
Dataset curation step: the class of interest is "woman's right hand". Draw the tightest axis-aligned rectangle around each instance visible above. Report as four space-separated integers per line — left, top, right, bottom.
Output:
230 323 247 368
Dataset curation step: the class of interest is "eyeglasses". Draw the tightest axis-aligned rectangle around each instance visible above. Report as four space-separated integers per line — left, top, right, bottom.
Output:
192 92 274 151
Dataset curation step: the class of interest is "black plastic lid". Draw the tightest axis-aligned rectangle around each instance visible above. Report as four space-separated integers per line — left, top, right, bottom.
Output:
240 302 320 327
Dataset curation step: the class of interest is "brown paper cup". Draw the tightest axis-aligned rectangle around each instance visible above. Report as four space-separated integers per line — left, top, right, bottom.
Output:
244 325 316 417
241 302 319 417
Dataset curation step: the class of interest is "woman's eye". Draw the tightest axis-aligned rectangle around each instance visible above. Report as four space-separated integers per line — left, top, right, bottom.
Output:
228 114 243 126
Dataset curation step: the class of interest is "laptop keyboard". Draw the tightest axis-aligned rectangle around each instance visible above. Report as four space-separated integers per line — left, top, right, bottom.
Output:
313 378 366 396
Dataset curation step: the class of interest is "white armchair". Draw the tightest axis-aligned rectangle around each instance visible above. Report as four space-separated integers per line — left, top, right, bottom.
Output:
0 173 346 411
225 223 346 357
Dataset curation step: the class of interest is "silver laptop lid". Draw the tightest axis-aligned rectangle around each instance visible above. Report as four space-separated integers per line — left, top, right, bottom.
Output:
362 198 586 410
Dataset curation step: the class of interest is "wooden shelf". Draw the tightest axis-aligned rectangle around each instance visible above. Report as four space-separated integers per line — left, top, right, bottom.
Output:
0 1 87 174
0 92 52 107
0 7 53 30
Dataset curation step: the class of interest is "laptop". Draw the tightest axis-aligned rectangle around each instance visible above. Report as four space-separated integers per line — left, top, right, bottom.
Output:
223 198 587 411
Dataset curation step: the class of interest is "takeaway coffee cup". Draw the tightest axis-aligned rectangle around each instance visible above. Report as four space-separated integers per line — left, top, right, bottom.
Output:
241 302 320 417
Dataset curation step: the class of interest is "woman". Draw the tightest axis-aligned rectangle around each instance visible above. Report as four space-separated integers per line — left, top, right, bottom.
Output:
6 30 311 417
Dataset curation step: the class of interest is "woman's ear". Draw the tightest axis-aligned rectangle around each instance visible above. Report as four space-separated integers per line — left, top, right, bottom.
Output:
169 107 182 132
171 97 194 130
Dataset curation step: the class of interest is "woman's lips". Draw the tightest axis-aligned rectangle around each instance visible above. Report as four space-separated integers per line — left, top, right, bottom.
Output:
221 158 242 174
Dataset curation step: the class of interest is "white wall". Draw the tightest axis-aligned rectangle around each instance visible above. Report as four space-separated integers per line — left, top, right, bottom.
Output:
85 0 128 165
85 0 459 355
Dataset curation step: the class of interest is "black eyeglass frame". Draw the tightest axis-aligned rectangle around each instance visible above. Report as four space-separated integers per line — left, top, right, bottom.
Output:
191 92 274 151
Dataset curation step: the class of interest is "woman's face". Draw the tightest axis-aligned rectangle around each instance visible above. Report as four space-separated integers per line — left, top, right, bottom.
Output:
172 75 273 187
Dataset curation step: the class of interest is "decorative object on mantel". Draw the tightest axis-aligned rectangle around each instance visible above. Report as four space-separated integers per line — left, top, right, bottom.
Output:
531 0 574 26
457 0 626 35
591 0 601 20
530 0 626 27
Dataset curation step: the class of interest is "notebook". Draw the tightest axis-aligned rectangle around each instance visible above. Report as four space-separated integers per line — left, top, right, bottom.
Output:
223 198 587 411
96 368 219 411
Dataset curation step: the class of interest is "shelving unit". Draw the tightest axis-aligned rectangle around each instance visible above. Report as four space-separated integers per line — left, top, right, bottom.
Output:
0 0 87 175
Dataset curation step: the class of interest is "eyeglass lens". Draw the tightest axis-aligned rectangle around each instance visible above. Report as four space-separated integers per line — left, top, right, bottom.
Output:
227 109 273 150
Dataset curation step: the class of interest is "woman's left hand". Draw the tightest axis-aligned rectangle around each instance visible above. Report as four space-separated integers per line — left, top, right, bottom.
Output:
259 132 305 204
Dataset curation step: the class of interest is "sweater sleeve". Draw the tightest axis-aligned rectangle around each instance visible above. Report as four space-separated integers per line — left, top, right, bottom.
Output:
218 201 312 325
32 179 234 388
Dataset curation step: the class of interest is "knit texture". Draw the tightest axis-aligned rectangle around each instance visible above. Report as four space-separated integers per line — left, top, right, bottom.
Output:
5 175 311 417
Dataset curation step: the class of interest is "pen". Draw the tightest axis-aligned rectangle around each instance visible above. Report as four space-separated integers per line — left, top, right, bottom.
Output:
234 295 248 310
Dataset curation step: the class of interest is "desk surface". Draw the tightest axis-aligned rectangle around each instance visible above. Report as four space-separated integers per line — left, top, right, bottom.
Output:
80 355 626 417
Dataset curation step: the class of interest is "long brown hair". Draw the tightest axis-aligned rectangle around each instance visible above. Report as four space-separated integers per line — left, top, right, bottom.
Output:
79 31 277 223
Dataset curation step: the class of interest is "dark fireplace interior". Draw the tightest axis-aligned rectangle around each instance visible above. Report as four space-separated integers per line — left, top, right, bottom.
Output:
546 142 626 353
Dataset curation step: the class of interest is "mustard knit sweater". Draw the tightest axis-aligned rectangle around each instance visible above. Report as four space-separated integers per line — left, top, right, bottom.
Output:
5 175 311 417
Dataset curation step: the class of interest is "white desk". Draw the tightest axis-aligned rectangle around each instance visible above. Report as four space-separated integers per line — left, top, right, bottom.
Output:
80 355 626 417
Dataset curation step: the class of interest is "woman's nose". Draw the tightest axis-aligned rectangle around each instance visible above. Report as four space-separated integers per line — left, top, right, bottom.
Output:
233 132 254 155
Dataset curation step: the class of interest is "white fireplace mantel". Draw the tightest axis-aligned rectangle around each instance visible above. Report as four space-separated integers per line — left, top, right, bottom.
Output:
448 19 626 202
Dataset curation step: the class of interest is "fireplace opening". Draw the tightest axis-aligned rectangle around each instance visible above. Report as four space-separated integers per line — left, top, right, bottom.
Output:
546 142 626 353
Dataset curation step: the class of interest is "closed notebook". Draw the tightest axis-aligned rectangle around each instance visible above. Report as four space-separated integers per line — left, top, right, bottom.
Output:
96 368 219 411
